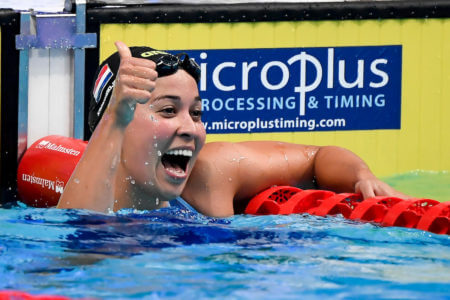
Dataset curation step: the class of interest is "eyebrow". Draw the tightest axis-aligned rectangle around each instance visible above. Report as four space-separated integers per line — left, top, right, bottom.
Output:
153 95 202 103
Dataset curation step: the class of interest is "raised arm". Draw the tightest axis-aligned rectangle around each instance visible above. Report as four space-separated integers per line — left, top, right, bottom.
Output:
57 42 157 211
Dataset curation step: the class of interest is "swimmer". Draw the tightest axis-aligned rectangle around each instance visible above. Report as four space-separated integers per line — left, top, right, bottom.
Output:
57 41 408 217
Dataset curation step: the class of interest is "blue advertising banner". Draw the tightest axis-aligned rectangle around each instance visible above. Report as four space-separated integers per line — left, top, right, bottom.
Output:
186 45 402 134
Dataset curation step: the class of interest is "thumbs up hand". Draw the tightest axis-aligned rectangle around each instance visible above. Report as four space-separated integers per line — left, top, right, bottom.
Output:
109 41 158 128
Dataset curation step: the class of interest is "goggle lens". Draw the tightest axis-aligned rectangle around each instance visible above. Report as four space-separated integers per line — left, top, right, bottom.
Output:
155 54 200 83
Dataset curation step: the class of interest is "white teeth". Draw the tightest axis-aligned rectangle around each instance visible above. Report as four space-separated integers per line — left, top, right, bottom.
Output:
166 149 193 157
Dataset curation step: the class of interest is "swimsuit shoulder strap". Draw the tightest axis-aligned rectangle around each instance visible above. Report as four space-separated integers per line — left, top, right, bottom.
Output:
169 196 198 213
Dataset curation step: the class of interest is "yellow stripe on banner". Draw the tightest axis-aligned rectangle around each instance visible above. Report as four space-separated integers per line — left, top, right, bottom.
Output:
442 21 450 172
100 24 125 62
99 19 450 176
419 20 442 171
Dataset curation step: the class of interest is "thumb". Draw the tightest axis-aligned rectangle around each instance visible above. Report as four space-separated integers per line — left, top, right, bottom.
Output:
115 41 132 60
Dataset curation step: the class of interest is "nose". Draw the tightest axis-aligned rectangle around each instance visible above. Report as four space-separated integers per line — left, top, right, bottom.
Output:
176 112 197 140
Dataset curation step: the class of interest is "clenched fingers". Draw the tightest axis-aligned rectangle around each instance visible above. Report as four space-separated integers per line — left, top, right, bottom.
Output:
114 41 158 105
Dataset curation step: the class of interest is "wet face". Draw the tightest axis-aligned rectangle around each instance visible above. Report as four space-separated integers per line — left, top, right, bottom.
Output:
120 69 206 202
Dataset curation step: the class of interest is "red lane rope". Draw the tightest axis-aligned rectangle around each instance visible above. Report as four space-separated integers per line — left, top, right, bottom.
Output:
0 290 71 299
245 186 449 235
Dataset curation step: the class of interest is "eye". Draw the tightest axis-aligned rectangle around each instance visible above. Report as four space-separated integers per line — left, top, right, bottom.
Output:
191 109 203 121
159 106 177 117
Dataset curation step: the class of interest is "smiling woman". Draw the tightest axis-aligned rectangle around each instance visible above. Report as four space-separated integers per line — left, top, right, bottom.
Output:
115 70 205 209
58 41 409 217
58 41 206 211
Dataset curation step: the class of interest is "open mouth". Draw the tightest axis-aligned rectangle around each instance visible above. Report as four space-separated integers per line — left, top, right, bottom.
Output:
161 149 193 177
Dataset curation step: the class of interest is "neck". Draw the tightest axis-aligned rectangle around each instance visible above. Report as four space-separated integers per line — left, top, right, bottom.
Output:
113 167 168 211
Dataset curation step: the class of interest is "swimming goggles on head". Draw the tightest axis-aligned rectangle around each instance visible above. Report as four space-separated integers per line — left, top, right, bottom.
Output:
155 53 201 83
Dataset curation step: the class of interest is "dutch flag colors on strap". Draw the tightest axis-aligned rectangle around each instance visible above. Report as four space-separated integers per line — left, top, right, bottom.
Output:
93 64 113 102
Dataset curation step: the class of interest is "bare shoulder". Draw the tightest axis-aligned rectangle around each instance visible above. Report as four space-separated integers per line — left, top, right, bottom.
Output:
182 141 320 216
182 142 240 216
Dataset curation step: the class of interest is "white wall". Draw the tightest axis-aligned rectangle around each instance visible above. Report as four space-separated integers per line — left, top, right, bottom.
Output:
27 49 74 146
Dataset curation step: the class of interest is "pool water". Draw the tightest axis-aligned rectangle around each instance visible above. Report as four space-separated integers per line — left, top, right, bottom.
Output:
0 171 449 299
383 170 450 202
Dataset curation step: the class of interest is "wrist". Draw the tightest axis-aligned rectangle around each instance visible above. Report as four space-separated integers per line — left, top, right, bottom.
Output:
105 92 137 129
113 99 136 128
91 106 127 142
